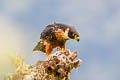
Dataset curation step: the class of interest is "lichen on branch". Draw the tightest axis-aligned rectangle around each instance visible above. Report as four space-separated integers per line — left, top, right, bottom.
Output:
4 50 82 80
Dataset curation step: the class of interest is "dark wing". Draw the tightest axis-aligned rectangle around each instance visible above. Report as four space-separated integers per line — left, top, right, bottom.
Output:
40 24 57 42
40 23 70 42
55 23 69 31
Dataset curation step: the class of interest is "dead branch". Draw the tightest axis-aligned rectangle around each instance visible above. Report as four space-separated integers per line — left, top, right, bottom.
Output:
5 50 82 80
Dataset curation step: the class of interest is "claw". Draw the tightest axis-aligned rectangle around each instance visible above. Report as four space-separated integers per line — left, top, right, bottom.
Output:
57 46 61 50
61 48 64 51
58 46 65 51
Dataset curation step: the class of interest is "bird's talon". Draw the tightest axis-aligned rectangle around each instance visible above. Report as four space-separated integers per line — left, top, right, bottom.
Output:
57 47 65 51
61 48 64 51
58 46 61 50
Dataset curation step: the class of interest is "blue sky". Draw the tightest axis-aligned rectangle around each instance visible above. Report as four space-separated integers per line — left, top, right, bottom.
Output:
0 0 120 80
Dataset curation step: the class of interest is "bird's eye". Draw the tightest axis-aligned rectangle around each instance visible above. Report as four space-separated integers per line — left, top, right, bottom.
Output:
72 34 75 36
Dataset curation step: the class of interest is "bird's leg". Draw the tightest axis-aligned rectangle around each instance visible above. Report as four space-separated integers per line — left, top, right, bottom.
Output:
57 46 62 50
58 44 65 51
61 45 65 51
45 43 53 56
60 44 70 52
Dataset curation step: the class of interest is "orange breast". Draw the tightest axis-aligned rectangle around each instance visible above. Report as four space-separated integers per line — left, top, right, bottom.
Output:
55 29 65 41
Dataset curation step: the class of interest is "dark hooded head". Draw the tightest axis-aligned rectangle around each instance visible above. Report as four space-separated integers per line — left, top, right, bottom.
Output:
68 26 80 42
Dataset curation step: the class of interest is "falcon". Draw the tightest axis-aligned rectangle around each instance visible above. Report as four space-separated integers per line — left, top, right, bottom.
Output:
33 22 80 56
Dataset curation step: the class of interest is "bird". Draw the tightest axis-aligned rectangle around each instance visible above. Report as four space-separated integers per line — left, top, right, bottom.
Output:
33 22 80 56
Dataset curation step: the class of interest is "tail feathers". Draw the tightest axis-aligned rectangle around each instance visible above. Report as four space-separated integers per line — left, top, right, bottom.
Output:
33 41 46 53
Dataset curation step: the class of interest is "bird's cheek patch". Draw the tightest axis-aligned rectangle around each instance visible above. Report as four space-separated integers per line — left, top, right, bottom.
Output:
65 28 69 34
63 28 70 39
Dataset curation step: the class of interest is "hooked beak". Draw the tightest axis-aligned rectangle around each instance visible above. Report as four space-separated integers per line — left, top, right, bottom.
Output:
74 35 80 42
77 38 80 42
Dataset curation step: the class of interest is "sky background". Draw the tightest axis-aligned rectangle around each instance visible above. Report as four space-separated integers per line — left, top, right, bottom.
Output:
0 0 120 80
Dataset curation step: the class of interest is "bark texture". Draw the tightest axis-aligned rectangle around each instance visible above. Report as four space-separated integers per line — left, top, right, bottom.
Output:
5 50 82 80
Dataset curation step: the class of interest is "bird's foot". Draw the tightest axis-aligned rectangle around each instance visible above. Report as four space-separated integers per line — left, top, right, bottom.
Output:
57 46 65 51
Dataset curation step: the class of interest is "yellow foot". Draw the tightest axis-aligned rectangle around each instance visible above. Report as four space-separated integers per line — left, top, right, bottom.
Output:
57 46 65 51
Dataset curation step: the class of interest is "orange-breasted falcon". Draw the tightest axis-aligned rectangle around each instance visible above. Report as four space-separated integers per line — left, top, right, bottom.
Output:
33 23 80 56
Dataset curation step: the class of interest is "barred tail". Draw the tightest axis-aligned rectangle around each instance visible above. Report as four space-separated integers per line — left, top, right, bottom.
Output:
33 41 46 53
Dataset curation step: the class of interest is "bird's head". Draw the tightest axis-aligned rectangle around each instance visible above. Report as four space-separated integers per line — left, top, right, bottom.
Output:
68 26 80 42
